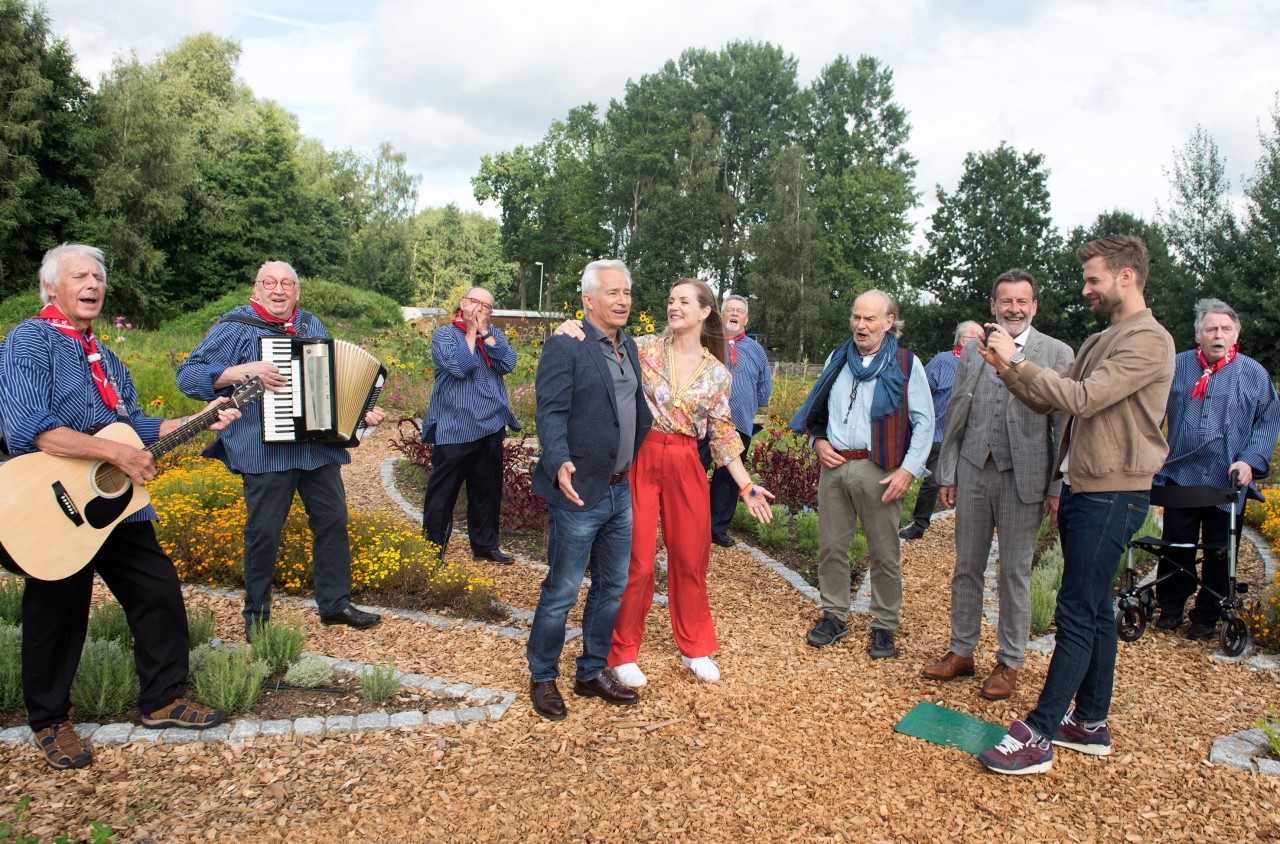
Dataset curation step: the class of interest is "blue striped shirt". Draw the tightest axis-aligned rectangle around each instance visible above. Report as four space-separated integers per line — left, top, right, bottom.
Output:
176 306 350 474
727 335 772 436
0 320 162 522
1156 349 1280 508
421 324 520 445
922 350 961 443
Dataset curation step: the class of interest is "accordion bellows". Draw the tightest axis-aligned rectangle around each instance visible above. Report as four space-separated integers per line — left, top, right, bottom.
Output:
260 337 387 447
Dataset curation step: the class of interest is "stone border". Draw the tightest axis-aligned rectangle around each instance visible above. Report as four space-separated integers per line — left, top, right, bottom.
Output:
0 645 516 751
1210 727 1280 774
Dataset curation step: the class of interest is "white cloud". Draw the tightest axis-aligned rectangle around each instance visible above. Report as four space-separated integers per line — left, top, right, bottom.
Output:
34 0 1280 238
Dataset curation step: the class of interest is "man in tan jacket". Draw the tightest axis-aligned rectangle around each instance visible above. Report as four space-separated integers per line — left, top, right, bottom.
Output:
973 235 1175 776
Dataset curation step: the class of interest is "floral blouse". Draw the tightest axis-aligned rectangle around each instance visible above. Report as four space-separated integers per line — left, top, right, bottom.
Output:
636 334 743 468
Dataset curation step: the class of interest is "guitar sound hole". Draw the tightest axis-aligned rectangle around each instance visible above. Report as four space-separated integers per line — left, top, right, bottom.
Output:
93 463 131 497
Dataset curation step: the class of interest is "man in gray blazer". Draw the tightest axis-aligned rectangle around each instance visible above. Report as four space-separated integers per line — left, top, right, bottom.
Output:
921 269 1075 700
526 260 653 721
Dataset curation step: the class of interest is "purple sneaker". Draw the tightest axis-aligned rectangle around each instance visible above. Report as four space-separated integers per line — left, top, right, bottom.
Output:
1051 710 1112 756
978 720 1053 775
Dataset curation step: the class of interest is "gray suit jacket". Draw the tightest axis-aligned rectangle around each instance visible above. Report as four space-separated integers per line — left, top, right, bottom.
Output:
937 327 1075 504
531 320 652 510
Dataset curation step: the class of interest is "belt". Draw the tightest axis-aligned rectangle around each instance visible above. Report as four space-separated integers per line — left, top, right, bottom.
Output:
609 470 629 485
837 449 871 460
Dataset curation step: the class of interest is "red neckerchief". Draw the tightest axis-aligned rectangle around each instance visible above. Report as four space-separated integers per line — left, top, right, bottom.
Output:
952 345 963 357
728 331 746 366
249 295 298 335
1191 344 1238 401
453 311 491 367
35 304 119 411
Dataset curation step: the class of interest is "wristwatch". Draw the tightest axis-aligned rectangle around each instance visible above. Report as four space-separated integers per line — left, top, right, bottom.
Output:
479 331 492 340
1009 351 1027 366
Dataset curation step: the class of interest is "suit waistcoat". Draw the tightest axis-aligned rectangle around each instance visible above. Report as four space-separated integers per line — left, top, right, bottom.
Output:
960 362 1014 471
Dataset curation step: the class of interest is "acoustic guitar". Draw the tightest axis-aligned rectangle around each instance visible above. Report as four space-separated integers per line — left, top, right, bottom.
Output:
0 377 264 581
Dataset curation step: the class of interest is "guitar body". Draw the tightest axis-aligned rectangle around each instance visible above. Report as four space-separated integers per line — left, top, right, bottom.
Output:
0 423 151 581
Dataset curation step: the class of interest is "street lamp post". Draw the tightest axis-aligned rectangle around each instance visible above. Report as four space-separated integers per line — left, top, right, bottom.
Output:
535 261 545 313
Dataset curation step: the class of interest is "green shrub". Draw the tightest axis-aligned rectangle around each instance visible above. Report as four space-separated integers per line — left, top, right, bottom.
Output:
187 643 213 680
71 640 140 719
795 511 821 558
359 661 401 704
248 620 305 674
1030 539 1065 635
86 602 132 648
730 501 754 532
0 577 22 625
848 531 868 566
193 646 268 715
0 290 43 332
899 479 921 527
284 656 333 688
1256 706 1280 759
754 505 792 548
187 607 216 649
0 624 22 713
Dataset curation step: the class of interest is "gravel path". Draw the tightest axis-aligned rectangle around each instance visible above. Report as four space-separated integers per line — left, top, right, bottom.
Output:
4 424 1278 842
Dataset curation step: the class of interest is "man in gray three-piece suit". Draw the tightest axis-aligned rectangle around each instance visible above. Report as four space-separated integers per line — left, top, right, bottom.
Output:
526 260 653 721
921 269 1075 700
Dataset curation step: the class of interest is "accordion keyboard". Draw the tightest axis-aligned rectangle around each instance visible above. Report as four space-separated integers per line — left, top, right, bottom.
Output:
261 338 304 442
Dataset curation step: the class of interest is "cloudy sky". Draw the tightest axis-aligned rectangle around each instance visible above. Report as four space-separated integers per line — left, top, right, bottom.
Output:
38 0 1280 243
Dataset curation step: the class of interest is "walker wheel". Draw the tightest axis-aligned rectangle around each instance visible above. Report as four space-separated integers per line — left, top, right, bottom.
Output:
1138 589 1157 621
1116 605 1146 642
1220 617 1249 657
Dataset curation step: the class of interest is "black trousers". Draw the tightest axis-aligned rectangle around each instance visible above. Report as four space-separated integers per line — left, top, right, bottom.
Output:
422 429 505 553
23 521 190 730
907 442 944 530
700 431 753 536
1156 493 1241 625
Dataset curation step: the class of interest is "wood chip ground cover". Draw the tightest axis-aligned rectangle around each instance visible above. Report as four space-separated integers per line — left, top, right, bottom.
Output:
4 425 1278 842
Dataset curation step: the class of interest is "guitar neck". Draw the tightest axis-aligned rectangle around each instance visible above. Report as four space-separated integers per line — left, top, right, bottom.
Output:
145 377 264 463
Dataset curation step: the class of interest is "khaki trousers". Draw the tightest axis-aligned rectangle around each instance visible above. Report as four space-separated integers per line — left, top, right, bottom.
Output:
817 458 904 630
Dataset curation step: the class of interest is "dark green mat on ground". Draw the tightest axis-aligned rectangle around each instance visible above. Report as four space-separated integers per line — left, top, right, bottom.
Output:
894 702 1009 755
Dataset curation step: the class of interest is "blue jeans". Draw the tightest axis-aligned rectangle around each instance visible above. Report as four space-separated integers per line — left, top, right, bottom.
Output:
527 483 633 683
1026 486 1149 737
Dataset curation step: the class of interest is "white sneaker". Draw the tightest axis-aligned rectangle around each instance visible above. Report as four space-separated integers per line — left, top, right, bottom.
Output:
611 663 647 687
681 655 720 682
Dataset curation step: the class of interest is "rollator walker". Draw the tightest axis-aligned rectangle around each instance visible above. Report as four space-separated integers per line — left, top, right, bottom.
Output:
1115 472 1252 657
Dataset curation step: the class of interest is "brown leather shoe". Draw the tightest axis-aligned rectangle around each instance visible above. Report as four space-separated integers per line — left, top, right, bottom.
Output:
530 680 567 721
920 651 976 681
573 672 640 706
980 661 1018 700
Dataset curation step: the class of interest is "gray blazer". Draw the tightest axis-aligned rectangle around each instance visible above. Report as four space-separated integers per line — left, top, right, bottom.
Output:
937 327 1075 504
531 320 652 510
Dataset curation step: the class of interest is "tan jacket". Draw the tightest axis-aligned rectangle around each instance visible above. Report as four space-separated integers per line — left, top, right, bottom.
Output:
997 309 1175 493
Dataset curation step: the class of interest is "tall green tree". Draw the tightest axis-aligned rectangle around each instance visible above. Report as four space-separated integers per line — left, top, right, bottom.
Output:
1158 126 1233 289
411 203 515 308
0 0 91 296
910 143 1062 356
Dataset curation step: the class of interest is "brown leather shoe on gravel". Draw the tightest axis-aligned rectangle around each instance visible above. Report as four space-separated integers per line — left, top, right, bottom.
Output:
32 721 92 770
980 661 1018 700
920 651 975 681
141 698 225 729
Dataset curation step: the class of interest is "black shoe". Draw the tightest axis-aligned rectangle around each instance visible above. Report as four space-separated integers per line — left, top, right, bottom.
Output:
320 605 382 629
473 548 515 564
869 627 898 660
712 533 735 548
1155 612 1182 631
807 613 849 648
530 680 567 721
1187 621 1217 641
898 524 926 540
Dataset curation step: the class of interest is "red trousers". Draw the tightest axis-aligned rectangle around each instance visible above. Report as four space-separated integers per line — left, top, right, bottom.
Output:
608 431 717 666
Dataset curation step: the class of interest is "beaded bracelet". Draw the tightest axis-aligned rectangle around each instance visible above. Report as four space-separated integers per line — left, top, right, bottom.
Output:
738 482 756 500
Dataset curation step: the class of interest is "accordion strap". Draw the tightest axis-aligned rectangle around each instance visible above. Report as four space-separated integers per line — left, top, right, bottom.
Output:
219 314 292 334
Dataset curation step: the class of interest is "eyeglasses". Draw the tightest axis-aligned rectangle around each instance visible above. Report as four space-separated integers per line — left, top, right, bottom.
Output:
723 307 747 315
464 296 494 312
259 277 297 291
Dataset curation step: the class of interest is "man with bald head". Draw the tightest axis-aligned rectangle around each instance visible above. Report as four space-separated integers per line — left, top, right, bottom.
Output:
420 287 520 562
790 290 933 659
178 260 385 637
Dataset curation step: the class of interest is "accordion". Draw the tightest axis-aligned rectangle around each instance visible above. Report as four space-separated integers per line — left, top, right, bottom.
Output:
259 337 387 447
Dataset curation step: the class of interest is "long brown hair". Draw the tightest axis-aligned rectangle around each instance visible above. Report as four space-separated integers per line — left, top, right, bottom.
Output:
667 278 727 365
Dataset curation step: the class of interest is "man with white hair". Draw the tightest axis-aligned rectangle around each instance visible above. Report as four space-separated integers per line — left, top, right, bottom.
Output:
706 294 772 547
1153 298 1280 639
178 261 386 638
790 289 933 660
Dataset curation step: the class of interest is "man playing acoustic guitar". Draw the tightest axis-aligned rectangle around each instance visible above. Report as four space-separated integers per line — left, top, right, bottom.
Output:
0 243 240 770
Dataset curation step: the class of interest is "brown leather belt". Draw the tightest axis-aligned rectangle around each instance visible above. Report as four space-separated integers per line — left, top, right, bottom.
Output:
609 470 629 485
837 449 871 460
